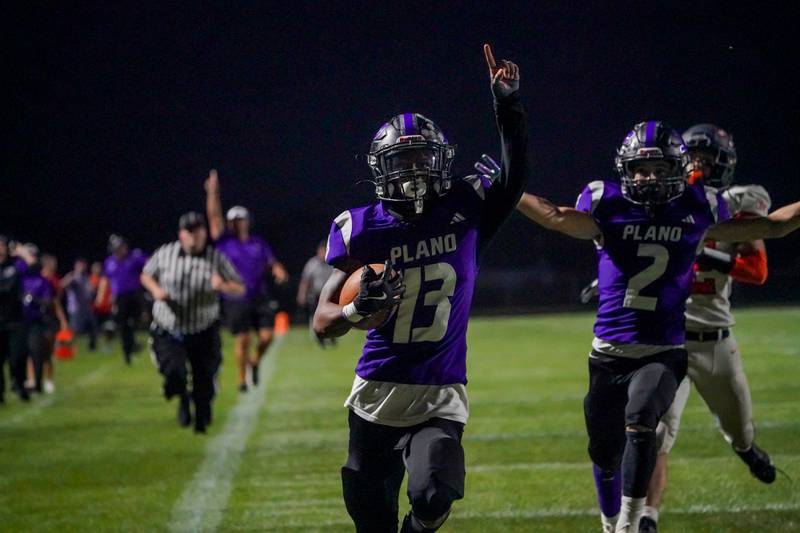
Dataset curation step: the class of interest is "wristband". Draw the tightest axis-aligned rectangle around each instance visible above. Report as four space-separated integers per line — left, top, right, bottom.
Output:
342 302 365 323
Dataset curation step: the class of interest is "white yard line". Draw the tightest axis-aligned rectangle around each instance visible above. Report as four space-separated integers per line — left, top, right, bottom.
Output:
449 501 800 520
256 501 800 528
0 362 112 427
469 454 800 473
167 336 283 533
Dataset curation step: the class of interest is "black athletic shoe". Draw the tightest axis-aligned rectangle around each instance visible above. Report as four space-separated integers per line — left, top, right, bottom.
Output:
639 516 658 533
250 361 259 387
177 393 192 427
735 443 776 483
238 383 248 393
13 384 30 402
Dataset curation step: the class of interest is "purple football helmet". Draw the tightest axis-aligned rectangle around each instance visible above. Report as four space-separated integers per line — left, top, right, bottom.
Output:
682 123 737 189
368 113 455 216
615 121 690 206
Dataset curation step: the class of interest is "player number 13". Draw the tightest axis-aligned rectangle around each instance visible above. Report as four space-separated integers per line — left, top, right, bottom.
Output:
392 262 456 344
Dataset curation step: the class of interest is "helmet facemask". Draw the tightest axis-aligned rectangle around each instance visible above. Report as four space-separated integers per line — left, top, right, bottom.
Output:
369 136 454 216
619 158 686 206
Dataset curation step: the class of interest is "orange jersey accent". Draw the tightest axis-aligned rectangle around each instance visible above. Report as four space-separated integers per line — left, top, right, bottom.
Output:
731 249 768 285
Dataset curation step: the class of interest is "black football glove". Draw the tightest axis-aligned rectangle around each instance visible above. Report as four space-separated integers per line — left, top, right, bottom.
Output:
342 261 403 323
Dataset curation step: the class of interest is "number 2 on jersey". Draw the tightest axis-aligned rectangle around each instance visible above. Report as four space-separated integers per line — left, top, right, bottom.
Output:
393 262 456 344
623 244 668 311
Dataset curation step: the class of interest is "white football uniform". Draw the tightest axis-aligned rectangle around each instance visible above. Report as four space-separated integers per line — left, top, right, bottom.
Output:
657 184 771 453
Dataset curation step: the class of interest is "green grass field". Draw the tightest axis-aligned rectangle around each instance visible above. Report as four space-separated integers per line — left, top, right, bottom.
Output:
1 308 798 532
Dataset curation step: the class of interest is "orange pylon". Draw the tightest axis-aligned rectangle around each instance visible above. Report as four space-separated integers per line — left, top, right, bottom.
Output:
275 311 290 335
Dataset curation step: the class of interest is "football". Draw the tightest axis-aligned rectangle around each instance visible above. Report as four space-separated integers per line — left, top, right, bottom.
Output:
338 263 399 330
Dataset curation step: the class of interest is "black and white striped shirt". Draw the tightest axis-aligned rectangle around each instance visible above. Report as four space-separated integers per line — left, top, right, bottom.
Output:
143 241 241 334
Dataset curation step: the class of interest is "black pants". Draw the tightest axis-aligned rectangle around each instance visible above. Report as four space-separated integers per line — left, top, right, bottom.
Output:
114 291 142 361
0 324 27 398
70 311 98 351
28 322 54 392
150 324 221 429
584 349 687 495
342 410 465 533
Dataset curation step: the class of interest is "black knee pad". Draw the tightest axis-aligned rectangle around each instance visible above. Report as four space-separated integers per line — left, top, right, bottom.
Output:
402 424 465 531
406 429 465 496
408 478 459 522
587 439 623 473
342 466 399 533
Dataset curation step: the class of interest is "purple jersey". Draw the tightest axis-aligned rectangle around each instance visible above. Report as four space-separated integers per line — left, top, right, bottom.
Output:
576 180 730 346
328 91 527 391
104 249 147 296
214 233 276 300
326 176 499 386
22 271 55 324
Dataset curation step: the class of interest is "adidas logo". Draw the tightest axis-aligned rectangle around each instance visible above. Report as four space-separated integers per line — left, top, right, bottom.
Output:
682 215 695 224
450 212 466 224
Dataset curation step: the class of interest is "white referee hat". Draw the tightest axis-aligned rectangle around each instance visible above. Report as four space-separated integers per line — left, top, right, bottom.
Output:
226 206 250 221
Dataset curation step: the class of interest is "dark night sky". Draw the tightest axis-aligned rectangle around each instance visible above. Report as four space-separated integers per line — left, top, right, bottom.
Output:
6 2 800 292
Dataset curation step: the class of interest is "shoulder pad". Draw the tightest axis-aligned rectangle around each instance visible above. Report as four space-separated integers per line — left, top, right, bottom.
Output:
575 180 605 214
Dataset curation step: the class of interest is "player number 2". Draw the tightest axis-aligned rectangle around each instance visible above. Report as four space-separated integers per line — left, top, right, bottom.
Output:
623 244 668 311
392 262 456 344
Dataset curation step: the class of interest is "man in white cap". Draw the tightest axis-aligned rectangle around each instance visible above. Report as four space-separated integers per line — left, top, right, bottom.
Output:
204 170 288 392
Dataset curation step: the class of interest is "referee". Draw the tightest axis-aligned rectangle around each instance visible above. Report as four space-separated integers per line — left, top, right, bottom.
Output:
140 212 244 433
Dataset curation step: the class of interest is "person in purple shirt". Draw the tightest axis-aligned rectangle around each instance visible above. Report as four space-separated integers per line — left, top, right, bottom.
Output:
19 244 68 394
313 45 528 533
516 120 800 533
205 170 289 392
101 234 148 364
0 236 37 402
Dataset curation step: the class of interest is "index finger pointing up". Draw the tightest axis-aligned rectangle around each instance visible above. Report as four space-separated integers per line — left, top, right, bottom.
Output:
483 43 496 70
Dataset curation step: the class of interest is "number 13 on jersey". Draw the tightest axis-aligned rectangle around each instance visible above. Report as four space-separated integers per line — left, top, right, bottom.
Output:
392 262 457 344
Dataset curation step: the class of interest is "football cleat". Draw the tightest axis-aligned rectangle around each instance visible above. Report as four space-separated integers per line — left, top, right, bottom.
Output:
638 516 658 532
735 442 776 483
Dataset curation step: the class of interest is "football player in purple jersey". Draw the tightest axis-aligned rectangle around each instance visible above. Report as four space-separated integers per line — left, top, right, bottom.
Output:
516 121 800 533
639 125 776 533
313 44 528 533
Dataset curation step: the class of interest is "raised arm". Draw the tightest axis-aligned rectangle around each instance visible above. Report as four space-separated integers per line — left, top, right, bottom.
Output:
516 192 601 240
480 44 529 242
706 200 800 242
205 169 225 241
